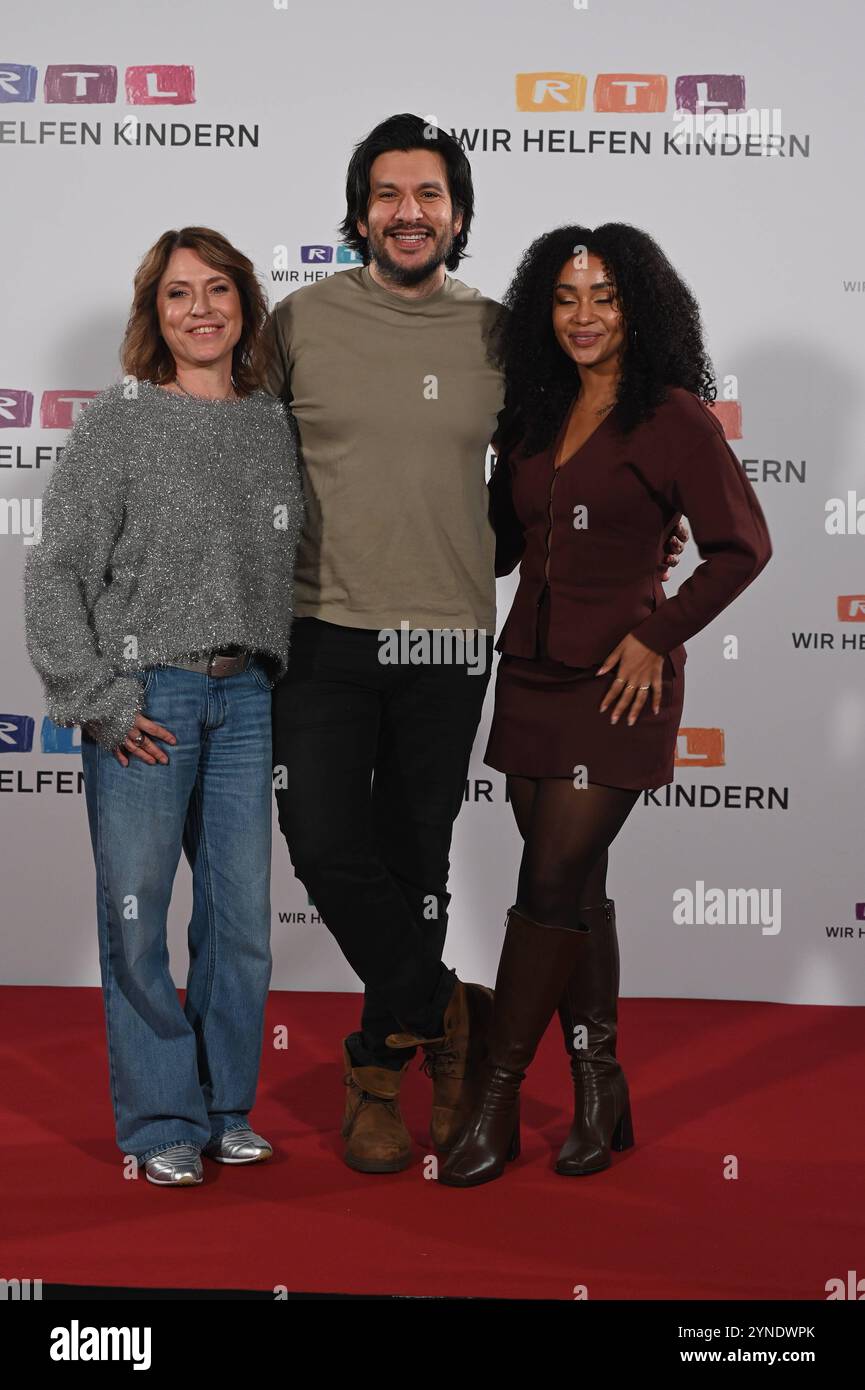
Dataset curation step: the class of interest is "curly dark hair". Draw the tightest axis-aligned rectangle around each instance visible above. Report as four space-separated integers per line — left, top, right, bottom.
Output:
338 112 474 271
494 223 716 454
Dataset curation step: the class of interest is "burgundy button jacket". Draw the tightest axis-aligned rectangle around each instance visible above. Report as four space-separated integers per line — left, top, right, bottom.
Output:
487 387 772 675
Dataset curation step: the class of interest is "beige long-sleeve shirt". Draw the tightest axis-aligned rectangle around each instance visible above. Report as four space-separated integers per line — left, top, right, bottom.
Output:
262 264 505 632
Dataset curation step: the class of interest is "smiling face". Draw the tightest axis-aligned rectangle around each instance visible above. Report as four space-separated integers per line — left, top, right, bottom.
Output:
155 246 243 376
552 252 626 373
356 148 464 288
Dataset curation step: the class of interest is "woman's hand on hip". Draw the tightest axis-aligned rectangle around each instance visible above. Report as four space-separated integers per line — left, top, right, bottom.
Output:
112 712 177 766
596 634 664 725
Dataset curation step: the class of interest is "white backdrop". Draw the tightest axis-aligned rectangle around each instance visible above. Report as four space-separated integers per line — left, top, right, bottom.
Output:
3 0 864 1005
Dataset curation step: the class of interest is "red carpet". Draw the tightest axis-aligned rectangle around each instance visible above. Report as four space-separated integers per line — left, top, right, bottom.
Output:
1 986 862 1300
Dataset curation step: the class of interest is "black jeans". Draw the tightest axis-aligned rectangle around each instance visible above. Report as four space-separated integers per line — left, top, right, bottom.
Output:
272 617 494 1069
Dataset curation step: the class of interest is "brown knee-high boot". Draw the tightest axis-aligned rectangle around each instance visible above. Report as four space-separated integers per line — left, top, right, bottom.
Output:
438 904 591 1188
555 898 634 1175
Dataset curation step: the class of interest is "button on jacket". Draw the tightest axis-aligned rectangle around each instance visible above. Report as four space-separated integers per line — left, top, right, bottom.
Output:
488 387 772 675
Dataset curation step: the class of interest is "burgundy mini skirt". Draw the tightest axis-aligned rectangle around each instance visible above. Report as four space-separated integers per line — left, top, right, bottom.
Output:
484 585 683 790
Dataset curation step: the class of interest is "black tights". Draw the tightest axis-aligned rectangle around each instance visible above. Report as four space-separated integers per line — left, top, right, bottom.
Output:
506 776 640 931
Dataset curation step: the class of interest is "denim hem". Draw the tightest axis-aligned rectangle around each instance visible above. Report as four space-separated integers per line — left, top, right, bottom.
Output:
207 1120 253 1141
137 1139 203 1163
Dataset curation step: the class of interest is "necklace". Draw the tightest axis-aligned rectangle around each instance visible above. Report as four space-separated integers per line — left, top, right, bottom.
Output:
171 378 238 402
572 398 617 420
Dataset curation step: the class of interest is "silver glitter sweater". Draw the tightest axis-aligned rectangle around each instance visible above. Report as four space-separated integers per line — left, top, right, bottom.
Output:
23 380 304 750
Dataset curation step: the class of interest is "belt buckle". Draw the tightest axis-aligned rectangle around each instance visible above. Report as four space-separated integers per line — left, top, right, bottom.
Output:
207 650 232 678
206 649 247 678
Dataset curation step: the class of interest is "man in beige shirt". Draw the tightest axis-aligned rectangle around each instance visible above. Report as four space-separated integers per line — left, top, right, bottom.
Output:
263 115 505 1173
264 113 686 1177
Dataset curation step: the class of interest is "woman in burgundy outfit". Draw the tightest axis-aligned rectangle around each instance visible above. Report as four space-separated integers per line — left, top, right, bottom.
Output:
440 223 772 1187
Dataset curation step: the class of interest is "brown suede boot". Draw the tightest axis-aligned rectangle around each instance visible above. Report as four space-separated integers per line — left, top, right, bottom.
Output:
385 979 495 1152
555 899 635 1175
341 1041 412 1173
438 905 592 1188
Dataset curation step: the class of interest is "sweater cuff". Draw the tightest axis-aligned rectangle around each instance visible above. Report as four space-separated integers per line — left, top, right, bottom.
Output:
75 675 145 751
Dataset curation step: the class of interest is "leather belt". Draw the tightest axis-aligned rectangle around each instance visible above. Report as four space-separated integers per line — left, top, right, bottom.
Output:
169 648 254 677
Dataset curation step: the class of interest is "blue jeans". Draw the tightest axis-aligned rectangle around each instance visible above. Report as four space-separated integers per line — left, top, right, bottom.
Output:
80 659 274 1163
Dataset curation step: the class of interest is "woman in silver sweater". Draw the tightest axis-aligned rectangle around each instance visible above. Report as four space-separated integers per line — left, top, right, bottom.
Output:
23 227 304 1186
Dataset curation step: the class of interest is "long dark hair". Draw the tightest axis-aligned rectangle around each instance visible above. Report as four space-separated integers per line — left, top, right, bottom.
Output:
494 223 716 454
338 112 474 271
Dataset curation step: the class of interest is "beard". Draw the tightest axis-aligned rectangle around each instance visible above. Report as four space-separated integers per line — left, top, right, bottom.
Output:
368 225 455 287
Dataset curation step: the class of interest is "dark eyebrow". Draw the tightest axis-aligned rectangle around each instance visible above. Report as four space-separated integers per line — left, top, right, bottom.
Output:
163 275 230 287
554 279 613 292
372 179 446 192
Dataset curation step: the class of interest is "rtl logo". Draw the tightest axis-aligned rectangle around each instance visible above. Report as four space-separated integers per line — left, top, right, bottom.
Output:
0 715 80 753
837 596 865 622
0 64 195 105
0 390 97 429
299 246 363 265
707 401 742 440
675 729 725 767
516 72 746 114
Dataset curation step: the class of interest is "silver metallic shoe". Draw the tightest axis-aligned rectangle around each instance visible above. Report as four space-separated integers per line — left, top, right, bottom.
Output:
143 1143 203 1186
204 1127 273 1164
